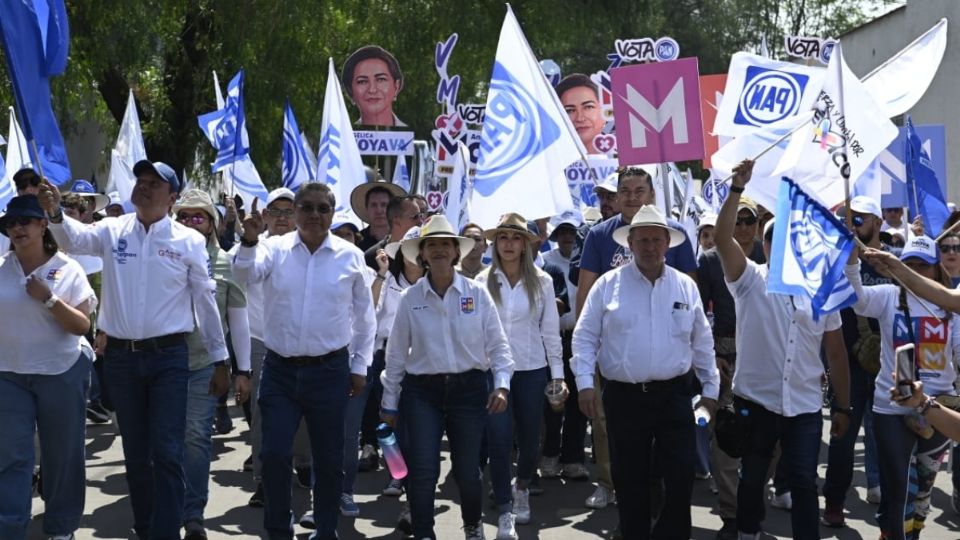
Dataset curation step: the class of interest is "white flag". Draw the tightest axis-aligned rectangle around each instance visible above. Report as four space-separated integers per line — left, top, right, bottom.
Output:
0 107 29 210
713 52 825 138
316 57 367 224
224 155 269 212
862 18 947 118
470 6 583 228
444 142 472 232
773 42 897 209
106 90 147 202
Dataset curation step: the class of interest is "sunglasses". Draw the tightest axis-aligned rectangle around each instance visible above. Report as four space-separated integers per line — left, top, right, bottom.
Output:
177 214 208 225
297 202 333 215
266 208 295 218
3 216 37 229
735 216 757 226
939 244 960 254
851 215 867 227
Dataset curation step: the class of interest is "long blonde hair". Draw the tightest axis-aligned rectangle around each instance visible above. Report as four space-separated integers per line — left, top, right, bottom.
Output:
482 234 543 314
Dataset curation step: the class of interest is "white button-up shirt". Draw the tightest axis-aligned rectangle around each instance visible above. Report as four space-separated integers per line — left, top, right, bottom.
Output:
543 248 578 331
572 262 719 399
728 261 840 416
475 268 563 378
232 231 375 376
51 214 228 361
381 273 515 411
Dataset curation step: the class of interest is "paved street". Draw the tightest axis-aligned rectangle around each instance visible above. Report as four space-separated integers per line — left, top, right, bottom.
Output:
25 408 960 539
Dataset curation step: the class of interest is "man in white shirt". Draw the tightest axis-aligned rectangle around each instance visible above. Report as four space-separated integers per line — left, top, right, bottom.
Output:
572 205 719 540
40 160 230 540
715 160 850 540
233 182 375 540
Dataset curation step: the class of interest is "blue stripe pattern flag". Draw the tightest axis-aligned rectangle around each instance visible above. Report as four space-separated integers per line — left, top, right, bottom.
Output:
198 69 249 172
0 0 72 185
768 177 857 321
316 57 366 226
281 100 315 191
905 116 950 236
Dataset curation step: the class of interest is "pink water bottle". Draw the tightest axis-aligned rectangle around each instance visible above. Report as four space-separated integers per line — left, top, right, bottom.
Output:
377 423 408 480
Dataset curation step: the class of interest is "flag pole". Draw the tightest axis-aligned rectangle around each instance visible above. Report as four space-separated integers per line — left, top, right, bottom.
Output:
935 219 960 242
854 238 942 319
835 43 854 231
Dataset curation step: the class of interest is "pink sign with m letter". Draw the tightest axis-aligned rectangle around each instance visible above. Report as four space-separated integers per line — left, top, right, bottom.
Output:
611 57 704 165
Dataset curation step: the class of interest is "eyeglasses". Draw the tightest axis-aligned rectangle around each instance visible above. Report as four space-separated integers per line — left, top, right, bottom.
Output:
406 212 427 222
177 214 208 225
851 215 867 227
266 208 295 218
3 216 35 229
939 244 960 254
297 203 333 215
735 216 757 226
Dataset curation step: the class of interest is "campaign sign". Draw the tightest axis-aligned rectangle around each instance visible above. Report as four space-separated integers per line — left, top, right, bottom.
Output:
610 57 704 165
878 124 947 207
699 74 727 168
354 130 415 156
733 66 810 128
565 157 619 209
785 36 836 65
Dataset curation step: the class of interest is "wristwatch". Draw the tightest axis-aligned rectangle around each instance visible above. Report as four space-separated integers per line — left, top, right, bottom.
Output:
236 370 253 378
44 293 60 309
831 405 852 416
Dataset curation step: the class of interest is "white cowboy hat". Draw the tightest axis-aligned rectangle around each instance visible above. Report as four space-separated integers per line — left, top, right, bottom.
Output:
385 226 421 260
612 205 685 248
400 214 475 265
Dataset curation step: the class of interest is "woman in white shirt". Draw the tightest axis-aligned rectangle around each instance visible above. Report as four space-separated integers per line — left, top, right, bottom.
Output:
380 215 514 540
475 213 563 538
845 236 958 540
0 195 96 540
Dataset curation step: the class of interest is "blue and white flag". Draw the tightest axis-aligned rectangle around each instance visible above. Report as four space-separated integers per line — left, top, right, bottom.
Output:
198 69 249 172
316 57 366 225
106 89 147 204
444 141 472 232
391 157 410 193
471 5 583 228
905 117 949 236
224 155 269 212
281 100 315 191
768 177 857 321
1 107 30 210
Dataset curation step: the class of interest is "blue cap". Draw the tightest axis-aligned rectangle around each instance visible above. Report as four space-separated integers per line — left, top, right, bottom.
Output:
0 195 46 236
133 160 181 193
70 179 96 194
526 220 540 237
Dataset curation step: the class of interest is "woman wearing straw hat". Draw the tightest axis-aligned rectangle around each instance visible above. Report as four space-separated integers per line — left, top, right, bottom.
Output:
475 213 563 538
171 189 252 540
380 215 514 540
0 195 96 540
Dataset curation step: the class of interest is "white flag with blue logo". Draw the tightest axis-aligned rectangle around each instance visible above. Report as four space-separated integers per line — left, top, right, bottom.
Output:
713 52 825 138
316 58 367 224
0 107 29 210
768 177 857 321
471 5 584 229
281 101 316 191
444 141 472 233
106 89 147 204
198 69 249 172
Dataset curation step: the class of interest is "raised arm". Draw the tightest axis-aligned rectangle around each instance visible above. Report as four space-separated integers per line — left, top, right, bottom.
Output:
862 247 960 313
715 160 753 282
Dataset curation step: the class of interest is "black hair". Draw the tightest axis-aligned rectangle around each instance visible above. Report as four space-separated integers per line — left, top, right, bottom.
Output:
365 186 392 207
341 45 403 100
386 195 417 226
295 182 336 208
616 166 653 191
555 73 599 100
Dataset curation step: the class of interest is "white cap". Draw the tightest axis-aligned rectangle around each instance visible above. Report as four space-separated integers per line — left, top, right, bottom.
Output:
266 187 295 207
848 195 881 218
900 235 939 264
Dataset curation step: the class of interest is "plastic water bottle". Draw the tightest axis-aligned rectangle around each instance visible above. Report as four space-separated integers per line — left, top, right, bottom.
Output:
692 395 711 427
377 423 408 480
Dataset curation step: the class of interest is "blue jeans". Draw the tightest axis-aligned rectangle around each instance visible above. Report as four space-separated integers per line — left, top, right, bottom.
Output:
487 366 548 511
0 352 89 539
822 361 881 506
735 397 823 540
342 351 386 494
401 370 488 539
183 365 217 524
105 339 189 540
259 349 350 540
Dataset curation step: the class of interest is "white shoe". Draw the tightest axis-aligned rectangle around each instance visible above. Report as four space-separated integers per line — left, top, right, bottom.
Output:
496 512 518 540
540 456 561 478
49 535 75 540
299 510 316 529
561 462 590 480
585 485 616 509
866 486 881 504
513 485 531 524
464 521 486 540
770 491 792 510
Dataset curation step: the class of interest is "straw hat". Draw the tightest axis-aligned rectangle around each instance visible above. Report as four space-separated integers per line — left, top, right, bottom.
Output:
385 226 421 259
482 213 539 243
612 205 685 248
69 179 110 212
349 180 407 224
400 215 475 265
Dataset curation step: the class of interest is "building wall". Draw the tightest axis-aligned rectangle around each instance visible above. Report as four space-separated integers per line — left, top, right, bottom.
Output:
840 0 959 203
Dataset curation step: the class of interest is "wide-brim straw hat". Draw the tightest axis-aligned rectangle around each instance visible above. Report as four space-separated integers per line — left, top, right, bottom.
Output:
349 180 408 224
482 212 538 243
612 205 685 248
400 215 475 265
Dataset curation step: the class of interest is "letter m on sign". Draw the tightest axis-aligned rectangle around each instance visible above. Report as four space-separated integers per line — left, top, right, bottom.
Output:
610 57 705 165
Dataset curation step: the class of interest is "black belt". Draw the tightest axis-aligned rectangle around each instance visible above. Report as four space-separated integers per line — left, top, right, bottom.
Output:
107 333 186 353
269 347 347 366
607 375 685 393
405 369 485 385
